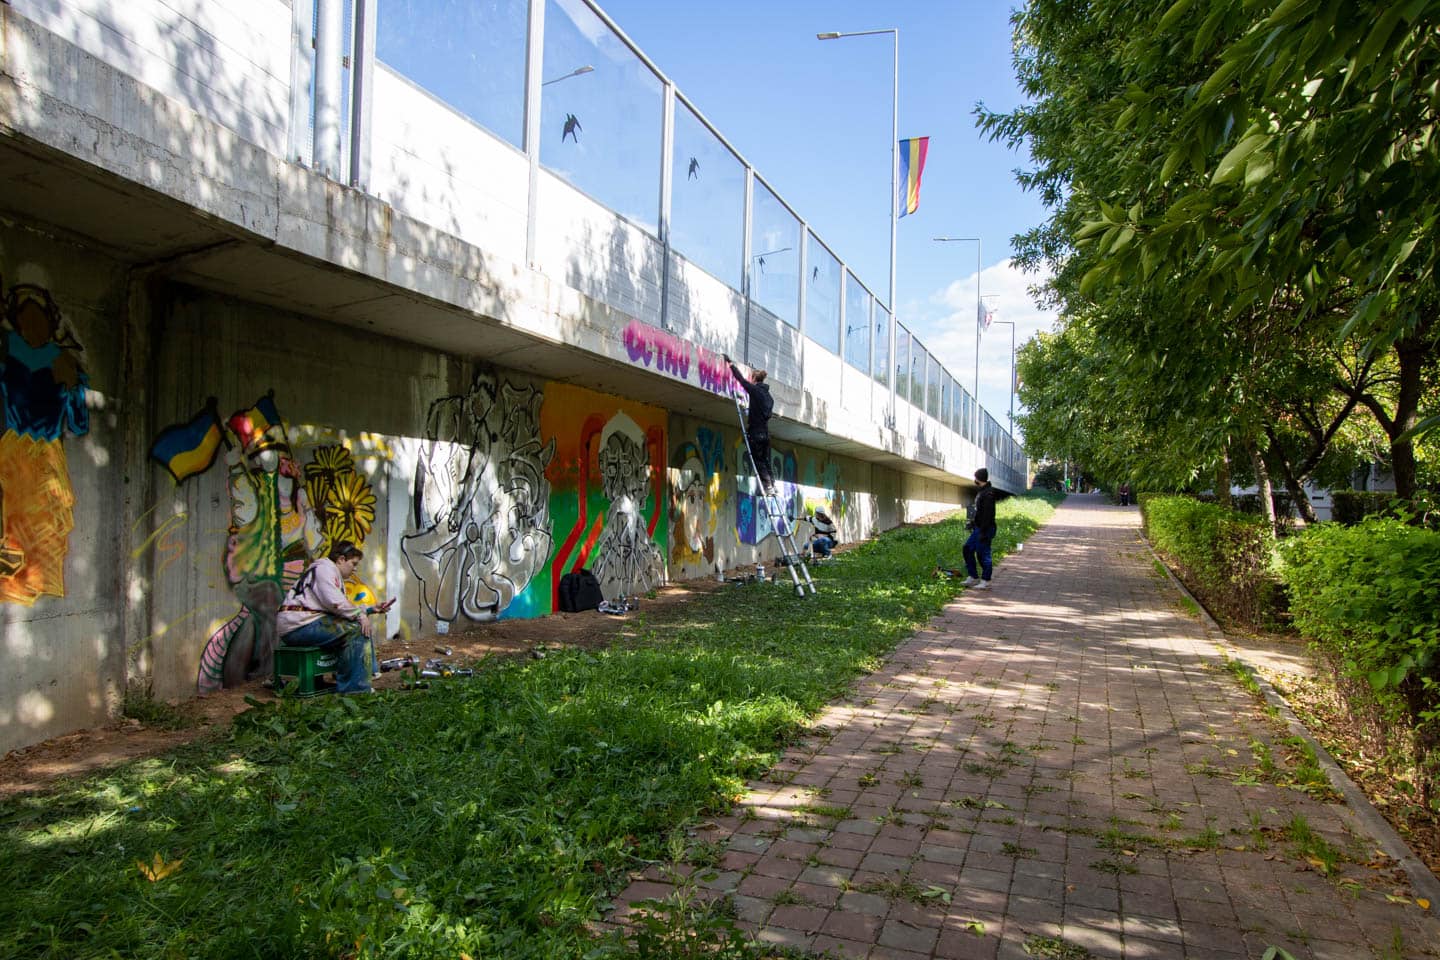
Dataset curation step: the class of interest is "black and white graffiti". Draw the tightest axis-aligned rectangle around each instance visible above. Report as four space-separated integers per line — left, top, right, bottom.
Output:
591 412 664 599
403 371 554 627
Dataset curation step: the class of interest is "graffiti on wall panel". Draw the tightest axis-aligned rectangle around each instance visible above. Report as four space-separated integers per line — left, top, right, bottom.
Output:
736 441 801 546
402 371 555 629
671 426 727 567
149 390 385 691
197 392 326 691
0 281 88 605
590 413 666 599
543 382 667 607
622 319 739 398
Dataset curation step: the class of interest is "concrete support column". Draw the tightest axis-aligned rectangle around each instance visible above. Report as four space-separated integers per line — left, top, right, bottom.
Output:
118 271 159 699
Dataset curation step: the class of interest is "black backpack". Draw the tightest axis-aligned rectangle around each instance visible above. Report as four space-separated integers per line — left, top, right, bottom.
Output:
558 568 604 612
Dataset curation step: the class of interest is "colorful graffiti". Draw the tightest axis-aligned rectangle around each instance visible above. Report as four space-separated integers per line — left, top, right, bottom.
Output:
621 319 738 397
196 392 326 691
402 371 555 628
670 426 727 567
0 281 88 606
149 390 385 690
543 383 667 604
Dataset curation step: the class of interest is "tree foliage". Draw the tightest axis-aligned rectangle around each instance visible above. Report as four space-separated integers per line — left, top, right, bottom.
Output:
987 0 1440 500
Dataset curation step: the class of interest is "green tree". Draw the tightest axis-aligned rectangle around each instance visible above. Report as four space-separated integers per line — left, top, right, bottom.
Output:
983 0 1440 499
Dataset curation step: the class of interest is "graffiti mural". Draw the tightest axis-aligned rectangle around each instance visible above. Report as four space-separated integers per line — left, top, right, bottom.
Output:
196 392 326 691
736 440 801 546
402 370 555 628
543 383 667 605
150 391 390 690
671 426 727 568
0 281 88 606
591 413 666 599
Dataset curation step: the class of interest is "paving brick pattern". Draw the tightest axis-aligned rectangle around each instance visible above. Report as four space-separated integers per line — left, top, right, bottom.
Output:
612 495 1440 958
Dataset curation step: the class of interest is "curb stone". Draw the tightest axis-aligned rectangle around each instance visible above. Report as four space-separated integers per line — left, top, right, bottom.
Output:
1141 532 1440 910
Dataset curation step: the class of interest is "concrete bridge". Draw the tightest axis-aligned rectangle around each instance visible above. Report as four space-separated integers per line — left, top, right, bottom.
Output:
0 0 1026 751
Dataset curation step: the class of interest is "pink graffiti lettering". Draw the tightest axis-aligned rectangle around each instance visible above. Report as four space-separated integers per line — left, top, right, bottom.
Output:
623 321 691 380
697 348 739 396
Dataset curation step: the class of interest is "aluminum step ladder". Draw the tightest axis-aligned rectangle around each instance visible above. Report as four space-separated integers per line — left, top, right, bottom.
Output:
733 396 817 597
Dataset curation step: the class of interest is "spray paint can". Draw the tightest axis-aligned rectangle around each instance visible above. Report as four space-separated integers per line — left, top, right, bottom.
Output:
756 564 766 582
716 562 724 583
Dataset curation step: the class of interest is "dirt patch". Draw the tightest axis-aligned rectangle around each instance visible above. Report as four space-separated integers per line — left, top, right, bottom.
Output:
0 577 740 798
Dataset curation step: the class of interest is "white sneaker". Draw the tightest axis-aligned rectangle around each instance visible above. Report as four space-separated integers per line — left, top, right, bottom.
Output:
973 580 992 590
962 576 982 587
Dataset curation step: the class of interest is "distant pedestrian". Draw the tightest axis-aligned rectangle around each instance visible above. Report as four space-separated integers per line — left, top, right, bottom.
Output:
963 468 998 590
724 354 774 494
1118 482 1131 507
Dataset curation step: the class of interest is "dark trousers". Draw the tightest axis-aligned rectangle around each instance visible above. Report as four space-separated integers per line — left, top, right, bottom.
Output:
747 432 773 491
963 528 993 581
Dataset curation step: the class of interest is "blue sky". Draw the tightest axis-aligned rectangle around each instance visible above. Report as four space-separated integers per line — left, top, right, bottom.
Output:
596 0 1056 431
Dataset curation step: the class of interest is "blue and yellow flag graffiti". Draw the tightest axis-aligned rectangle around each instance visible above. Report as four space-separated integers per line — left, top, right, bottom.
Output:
150 397 225 483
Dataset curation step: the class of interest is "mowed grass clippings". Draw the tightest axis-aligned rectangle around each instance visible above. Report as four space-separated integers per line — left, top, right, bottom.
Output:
0 494 1057 959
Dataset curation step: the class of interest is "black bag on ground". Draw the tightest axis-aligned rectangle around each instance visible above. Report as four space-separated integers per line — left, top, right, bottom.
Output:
558 568 604 612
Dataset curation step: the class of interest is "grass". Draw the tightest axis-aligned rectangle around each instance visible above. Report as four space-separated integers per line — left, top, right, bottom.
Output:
0 494 1058 959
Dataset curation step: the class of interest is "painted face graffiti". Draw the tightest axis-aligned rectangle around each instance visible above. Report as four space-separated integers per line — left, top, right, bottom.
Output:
591 413 664 599
403 371 555 627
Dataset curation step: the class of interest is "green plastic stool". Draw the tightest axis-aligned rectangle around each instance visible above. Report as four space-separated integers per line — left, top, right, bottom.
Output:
273 645 339 697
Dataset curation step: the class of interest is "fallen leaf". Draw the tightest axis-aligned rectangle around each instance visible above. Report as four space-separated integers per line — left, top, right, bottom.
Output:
1418 898 1430 910
1385 895 1411 905
136 852 183 882
1305 857 1329 875
1226 749 1238 756
964 920 986 936
1121 849 1137 857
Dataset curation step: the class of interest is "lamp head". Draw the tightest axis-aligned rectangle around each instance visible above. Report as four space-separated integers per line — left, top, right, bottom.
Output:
817 31 841 39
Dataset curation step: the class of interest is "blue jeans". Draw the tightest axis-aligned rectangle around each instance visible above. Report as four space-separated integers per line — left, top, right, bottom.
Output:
963 528 993 581
812 535 835 558
281 615 372 694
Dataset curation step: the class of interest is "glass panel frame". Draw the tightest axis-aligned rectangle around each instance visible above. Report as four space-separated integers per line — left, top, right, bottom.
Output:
843 271 871 374
805 231 841 353
540 0 664 233
750 178 801 326
670 96 745 287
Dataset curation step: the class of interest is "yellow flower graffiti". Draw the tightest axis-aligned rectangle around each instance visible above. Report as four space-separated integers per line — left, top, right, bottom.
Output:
301 445 376 551
304 444 355 505
322 471 376 547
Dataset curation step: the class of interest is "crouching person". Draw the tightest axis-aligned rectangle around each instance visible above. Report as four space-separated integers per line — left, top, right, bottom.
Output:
276 540 394 694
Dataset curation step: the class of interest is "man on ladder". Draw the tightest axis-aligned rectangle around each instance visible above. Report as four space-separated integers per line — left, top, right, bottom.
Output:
723 355 816 596
725 354 774 494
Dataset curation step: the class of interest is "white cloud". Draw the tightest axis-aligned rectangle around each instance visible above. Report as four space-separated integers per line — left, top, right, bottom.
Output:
910 259 1059 440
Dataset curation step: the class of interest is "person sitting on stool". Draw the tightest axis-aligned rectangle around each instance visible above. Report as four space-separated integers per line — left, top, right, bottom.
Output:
276 540 394 694
724 354 774 494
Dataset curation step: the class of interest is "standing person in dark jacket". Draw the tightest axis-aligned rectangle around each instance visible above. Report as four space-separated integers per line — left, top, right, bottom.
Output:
963 468 998 589
724 354 774 493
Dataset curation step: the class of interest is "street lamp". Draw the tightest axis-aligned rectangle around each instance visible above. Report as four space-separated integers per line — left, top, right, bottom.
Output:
933 235 982 436
542 64 594 86
987 309 1015 433
817 29 898 320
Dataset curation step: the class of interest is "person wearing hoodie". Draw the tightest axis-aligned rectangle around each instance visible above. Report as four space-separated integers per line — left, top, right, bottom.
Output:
962 468 998 590
724 354 774 493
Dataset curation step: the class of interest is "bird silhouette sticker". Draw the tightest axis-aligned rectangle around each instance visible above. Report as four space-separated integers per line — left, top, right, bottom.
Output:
687 157 699 180
563 113 582 143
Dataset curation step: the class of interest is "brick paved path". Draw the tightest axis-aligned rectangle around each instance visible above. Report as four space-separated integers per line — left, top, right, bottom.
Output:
613 494 1440 959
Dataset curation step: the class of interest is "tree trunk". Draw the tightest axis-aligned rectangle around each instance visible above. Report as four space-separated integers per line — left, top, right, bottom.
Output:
1388 330 1429 501
1248 442 1278 531
1216 449 1232 509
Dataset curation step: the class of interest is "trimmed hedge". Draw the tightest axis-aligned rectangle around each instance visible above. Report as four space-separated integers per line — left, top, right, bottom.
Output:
1140 495 1285 629
1280 518 1440 801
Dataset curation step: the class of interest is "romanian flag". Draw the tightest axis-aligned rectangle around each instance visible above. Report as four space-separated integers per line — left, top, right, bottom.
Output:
150 397 225 483
898 136 930 217
227 391 286 454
